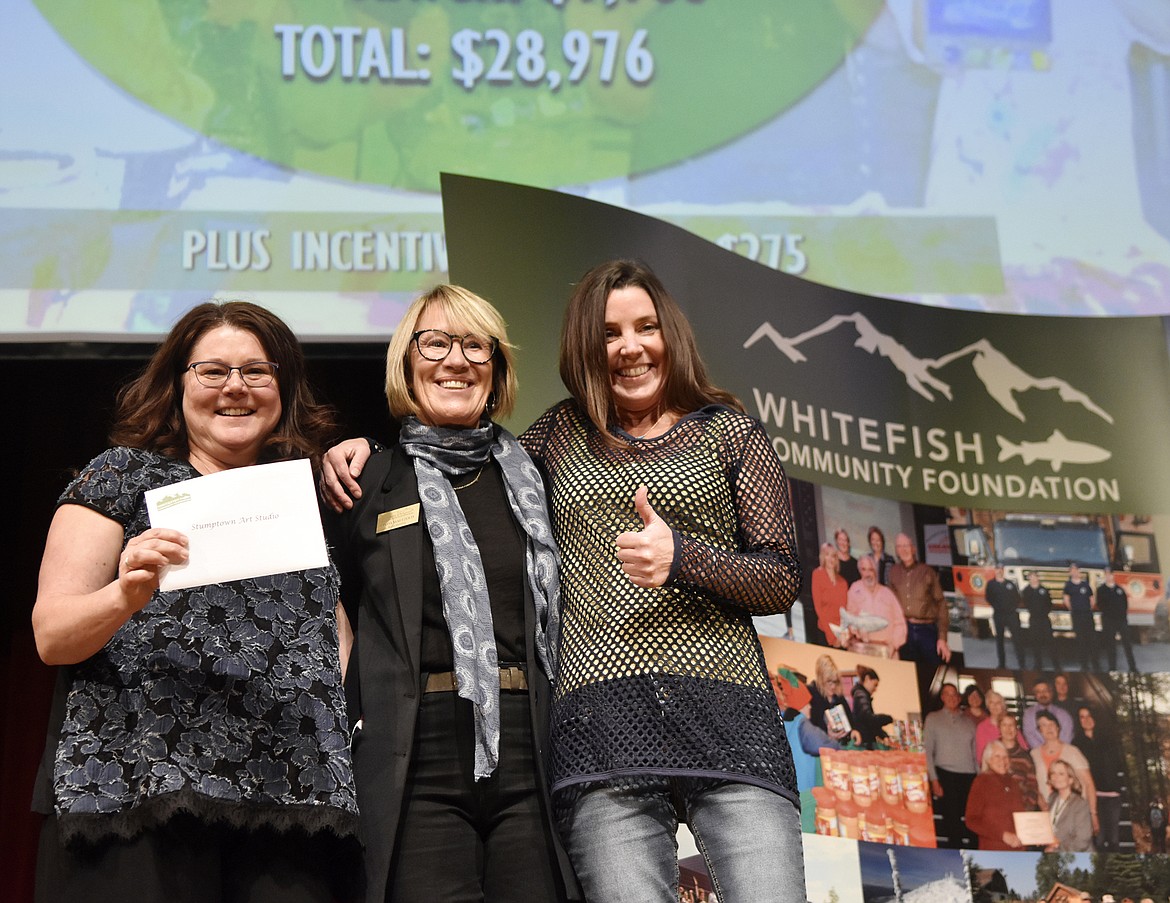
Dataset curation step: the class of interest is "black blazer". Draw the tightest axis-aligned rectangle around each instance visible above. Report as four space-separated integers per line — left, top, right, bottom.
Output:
329 444 577 902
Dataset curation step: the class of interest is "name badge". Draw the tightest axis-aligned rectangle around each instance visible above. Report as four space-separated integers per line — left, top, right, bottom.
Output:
376 503 420 533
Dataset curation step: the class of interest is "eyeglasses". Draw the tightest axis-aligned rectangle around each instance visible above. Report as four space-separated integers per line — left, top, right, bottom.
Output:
411 329 498 364
187 361 280 388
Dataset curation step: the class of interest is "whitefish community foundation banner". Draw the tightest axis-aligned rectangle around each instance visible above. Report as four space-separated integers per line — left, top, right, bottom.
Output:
442 174 1170 517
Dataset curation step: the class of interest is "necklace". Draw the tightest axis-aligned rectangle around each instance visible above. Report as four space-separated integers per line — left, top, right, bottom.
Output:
629 411 668 439
452 466 484 491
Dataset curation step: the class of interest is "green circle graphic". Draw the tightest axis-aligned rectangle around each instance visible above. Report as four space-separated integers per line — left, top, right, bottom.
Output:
36 0 883 190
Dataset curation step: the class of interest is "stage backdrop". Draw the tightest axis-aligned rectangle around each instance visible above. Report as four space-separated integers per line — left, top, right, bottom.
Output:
441 174 1170 516
444 173 1170 901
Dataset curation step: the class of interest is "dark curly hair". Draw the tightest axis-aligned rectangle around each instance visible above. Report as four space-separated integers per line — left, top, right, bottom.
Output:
110 301 337 467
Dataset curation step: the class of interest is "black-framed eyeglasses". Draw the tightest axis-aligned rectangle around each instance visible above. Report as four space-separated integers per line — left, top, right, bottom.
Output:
187 360 280 388
411 330 498 364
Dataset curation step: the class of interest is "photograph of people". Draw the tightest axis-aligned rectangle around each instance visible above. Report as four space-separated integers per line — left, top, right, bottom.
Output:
889 532 950 664
1063 563 1100 672
1022 571 1058 670
844 553 907 658
324 258 805 902
998 713 1041 811
1022 677 1074 748
984 564 1025 669
962 684 989 724
834 528 860 585
1030 711 1098 835
30 302 360 902
811 541 849 647
1075 705 1126 852
808 653 859 747
964 741 1029 850
326 286 576 902
924 682 977 849
866 526 896 585
850 664 894 748
976 690 1015 763
1045 759 1095 852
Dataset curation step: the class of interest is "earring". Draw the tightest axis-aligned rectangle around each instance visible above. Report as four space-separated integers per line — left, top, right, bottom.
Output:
485 391 497 415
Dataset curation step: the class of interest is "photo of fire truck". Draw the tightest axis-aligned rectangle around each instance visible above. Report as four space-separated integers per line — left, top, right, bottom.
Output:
946 510 1169 641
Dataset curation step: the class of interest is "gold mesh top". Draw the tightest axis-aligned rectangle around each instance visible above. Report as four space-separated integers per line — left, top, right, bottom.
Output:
522 401 802 800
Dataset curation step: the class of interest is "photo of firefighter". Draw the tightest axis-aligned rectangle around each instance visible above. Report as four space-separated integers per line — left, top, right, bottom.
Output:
945 508 1170 673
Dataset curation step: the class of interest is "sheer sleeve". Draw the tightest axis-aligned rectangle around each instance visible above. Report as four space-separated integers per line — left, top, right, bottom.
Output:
672 416 802 615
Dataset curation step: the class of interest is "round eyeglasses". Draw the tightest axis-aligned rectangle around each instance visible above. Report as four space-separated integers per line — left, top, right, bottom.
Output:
411 330 498 364
187 361 280 388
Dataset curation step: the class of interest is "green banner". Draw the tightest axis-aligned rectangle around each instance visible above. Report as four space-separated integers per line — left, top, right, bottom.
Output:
443 174 1170 515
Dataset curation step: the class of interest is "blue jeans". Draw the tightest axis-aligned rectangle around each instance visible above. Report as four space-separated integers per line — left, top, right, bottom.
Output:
562 778 804 903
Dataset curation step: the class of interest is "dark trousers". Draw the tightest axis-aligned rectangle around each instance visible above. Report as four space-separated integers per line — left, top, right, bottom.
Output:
900 622 942 666
1029 622 1058 670
992 610 1025 668
1102 616 1138 671
387 690 566 903
1097 793 1123 852
934 767 976 850
1070 610 1100 671
37 812 358 903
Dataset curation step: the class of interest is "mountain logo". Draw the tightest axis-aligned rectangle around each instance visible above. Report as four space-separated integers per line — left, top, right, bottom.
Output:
155 491 192 510
743 312 1114 469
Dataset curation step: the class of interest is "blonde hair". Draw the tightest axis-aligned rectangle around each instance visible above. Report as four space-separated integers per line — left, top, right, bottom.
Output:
384 285 518 421
819 542 838 571
814 654 841 689
1048 759 1083 796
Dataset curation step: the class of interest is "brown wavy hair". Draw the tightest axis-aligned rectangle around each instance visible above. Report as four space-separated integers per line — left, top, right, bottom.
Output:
109 301 337 466
558 259 741 444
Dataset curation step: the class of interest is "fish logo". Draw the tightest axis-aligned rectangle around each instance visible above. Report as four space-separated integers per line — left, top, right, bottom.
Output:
996 429 1111 472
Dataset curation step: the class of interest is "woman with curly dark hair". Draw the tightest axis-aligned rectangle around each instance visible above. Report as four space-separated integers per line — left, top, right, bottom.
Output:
31 301 359 902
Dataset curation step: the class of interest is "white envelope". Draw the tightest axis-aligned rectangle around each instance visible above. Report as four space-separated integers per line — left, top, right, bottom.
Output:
145 458 329 591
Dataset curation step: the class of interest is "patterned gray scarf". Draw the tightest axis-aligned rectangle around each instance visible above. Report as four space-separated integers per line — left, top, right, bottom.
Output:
400 415 561 779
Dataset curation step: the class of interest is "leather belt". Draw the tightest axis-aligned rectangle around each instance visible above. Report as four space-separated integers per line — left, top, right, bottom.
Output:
907 617 936 625
424 666 528 693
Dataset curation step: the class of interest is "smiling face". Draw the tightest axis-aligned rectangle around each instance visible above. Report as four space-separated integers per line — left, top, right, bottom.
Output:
1038 714 1061 743
988 746 1010 775
1033 681 1053 705
182 325 282 473
895 534 915 567
858 556 878 587
605 285 666 428
941 684 960 711
1078 707 1096 733
999 715 1019 746
868 529 884 556
410 307 494 429
1049 761 1073 792
835 530 851 557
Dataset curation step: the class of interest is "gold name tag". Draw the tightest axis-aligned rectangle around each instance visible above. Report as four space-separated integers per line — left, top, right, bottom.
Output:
376 504 420 533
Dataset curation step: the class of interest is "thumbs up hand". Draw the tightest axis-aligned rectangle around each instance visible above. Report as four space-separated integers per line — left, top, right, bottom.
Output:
615 485 675 588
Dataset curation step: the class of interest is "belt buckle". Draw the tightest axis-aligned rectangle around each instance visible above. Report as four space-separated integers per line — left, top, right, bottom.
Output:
499 666 525 691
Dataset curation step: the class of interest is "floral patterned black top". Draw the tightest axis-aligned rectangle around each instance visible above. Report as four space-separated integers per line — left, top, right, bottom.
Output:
37 447 359 845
